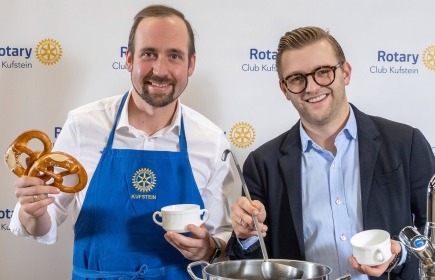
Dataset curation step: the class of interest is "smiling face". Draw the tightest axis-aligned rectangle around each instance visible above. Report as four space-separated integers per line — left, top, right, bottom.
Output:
126 15 196 108
279 39 352 129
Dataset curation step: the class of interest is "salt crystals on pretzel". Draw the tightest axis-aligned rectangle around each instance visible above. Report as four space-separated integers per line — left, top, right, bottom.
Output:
4 129 88 193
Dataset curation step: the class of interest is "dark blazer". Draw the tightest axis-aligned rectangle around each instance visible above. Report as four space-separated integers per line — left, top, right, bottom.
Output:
226 104 435 280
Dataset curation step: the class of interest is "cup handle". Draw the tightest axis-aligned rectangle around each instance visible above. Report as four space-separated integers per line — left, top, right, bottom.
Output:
200 209 210 224
152 211 163 226
376 249 384 262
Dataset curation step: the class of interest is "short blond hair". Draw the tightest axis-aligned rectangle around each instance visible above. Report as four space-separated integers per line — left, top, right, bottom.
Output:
276 26 346 78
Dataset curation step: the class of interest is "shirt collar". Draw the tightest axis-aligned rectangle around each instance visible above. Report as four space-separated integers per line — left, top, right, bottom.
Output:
300 104 357 152
117 89 181 137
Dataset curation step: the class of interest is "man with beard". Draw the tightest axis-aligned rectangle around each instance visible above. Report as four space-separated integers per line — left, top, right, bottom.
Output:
225 26 435 280
10 5 233 279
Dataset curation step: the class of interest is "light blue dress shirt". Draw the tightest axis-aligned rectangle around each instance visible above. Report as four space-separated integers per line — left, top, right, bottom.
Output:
300 106 364 279
240 105 406 279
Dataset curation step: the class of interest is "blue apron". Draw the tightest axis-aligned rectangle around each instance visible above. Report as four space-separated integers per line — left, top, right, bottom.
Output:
72 92 204 279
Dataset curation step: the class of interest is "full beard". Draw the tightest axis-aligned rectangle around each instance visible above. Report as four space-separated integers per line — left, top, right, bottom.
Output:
134 74 178 108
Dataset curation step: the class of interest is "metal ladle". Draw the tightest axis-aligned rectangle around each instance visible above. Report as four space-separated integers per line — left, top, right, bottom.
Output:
222 149 304 280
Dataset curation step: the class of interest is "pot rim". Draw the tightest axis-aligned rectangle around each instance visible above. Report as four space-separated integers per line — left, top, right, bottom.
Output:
187 259 334 280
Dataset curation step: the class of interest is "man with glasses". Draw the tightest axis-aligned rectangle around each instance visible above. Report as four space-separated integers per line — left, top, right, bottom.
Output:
226 26 435 280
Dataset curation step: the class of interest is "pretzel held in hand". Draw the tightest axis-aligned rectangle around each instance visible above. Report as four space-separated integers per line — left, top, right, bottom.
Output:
28 152 88 193
4 129 88 193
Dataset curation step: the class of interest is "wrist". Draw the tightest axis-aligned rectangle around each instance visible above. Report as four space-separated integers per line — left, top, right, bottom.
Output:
208 236 222 263
206 237 216 259
386 248 402 273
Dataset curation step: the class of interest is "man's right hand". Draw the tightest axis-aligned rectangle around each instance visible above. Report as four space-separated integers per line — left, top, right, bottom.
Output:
230 196 268 239
14 176 59 236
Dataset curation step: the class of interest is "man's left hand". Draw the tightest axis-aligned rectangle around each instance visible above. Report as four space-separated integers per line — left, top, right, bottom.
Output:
348 239 401 277
164 224 213 261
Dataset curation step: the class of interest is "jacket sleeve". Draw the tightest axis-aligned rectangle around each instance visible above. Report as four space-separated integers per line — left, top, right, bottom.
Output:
397 128 435 280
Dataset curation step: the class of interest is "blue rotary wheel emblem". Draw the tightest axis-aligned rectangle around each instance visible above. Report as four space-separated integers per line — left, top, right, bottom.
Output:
132 168 157 192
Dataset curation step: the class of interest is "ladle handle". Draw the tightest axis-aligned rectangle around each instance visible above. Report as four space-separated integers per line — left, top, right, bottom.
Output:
253 216 269 260
222 149 269 260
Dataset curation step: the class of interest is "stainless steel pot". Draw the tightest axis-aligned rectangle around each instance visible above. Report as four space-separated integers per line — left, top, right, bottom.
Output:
187 259 351 280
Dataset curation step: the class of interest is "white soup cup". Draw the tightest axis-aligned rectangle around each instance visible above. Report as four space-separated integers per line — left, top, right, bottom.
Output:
152 204 210 233
350 229 392 266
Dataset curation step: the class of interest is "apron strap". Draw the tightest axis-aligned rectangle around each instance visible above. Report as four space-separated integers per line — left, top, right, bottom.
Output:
179 116 187 152
72 262 188 279
105 91 129 150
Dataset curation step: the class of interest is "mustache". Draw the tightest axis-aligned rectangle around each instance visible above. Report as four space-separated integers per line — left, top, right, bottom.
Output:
142 75 175 85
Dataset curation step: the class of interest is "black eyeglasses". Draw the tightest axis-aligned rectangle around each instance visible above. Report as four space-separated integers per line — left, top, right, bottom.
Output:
281 62 344 94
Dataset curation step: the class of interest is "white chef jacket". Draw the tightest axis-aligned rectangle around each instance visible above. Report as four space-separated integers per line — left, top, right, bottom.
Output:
10 89 234 245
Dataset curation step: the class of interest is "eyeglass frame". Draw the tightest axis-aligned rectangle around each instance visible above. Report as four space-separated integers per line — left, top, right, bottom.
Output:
281 61 344 94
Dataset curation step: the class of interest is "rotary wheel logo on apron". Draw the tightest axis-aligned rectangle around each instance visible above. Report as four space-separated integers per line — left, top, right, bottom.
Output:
132 168 157 192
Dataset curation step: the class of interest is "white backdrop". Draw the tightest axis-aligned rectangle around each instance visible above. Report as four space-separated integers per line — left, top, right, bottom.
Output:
1 1 435 279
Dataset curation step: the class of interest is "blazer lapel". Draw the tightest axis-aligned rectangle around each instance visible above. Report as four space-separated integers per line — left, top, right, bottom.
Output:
351 104 381 227
279 121 305 259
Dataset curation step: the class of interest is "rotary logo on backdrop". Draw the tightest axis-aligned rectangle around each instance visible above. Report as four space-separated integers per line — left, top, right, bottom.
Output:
230 122 256 149
35 38 63 66
422 45 435 71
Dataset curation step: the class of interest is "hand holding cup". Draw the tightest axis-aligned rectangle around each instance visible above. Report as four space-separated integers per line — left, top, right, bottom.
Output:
350 229 392 266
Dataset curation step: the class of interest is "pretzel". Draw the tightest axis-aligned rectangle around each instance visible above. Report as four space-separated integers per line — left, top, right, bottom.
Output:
4 130 88 193
4 129 52 177
28 152 88 193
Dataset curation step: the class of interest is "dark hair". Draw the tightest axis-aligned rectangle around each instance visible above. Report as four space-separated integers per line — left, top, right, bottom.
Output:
128 5 195 61
276 26 346 78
